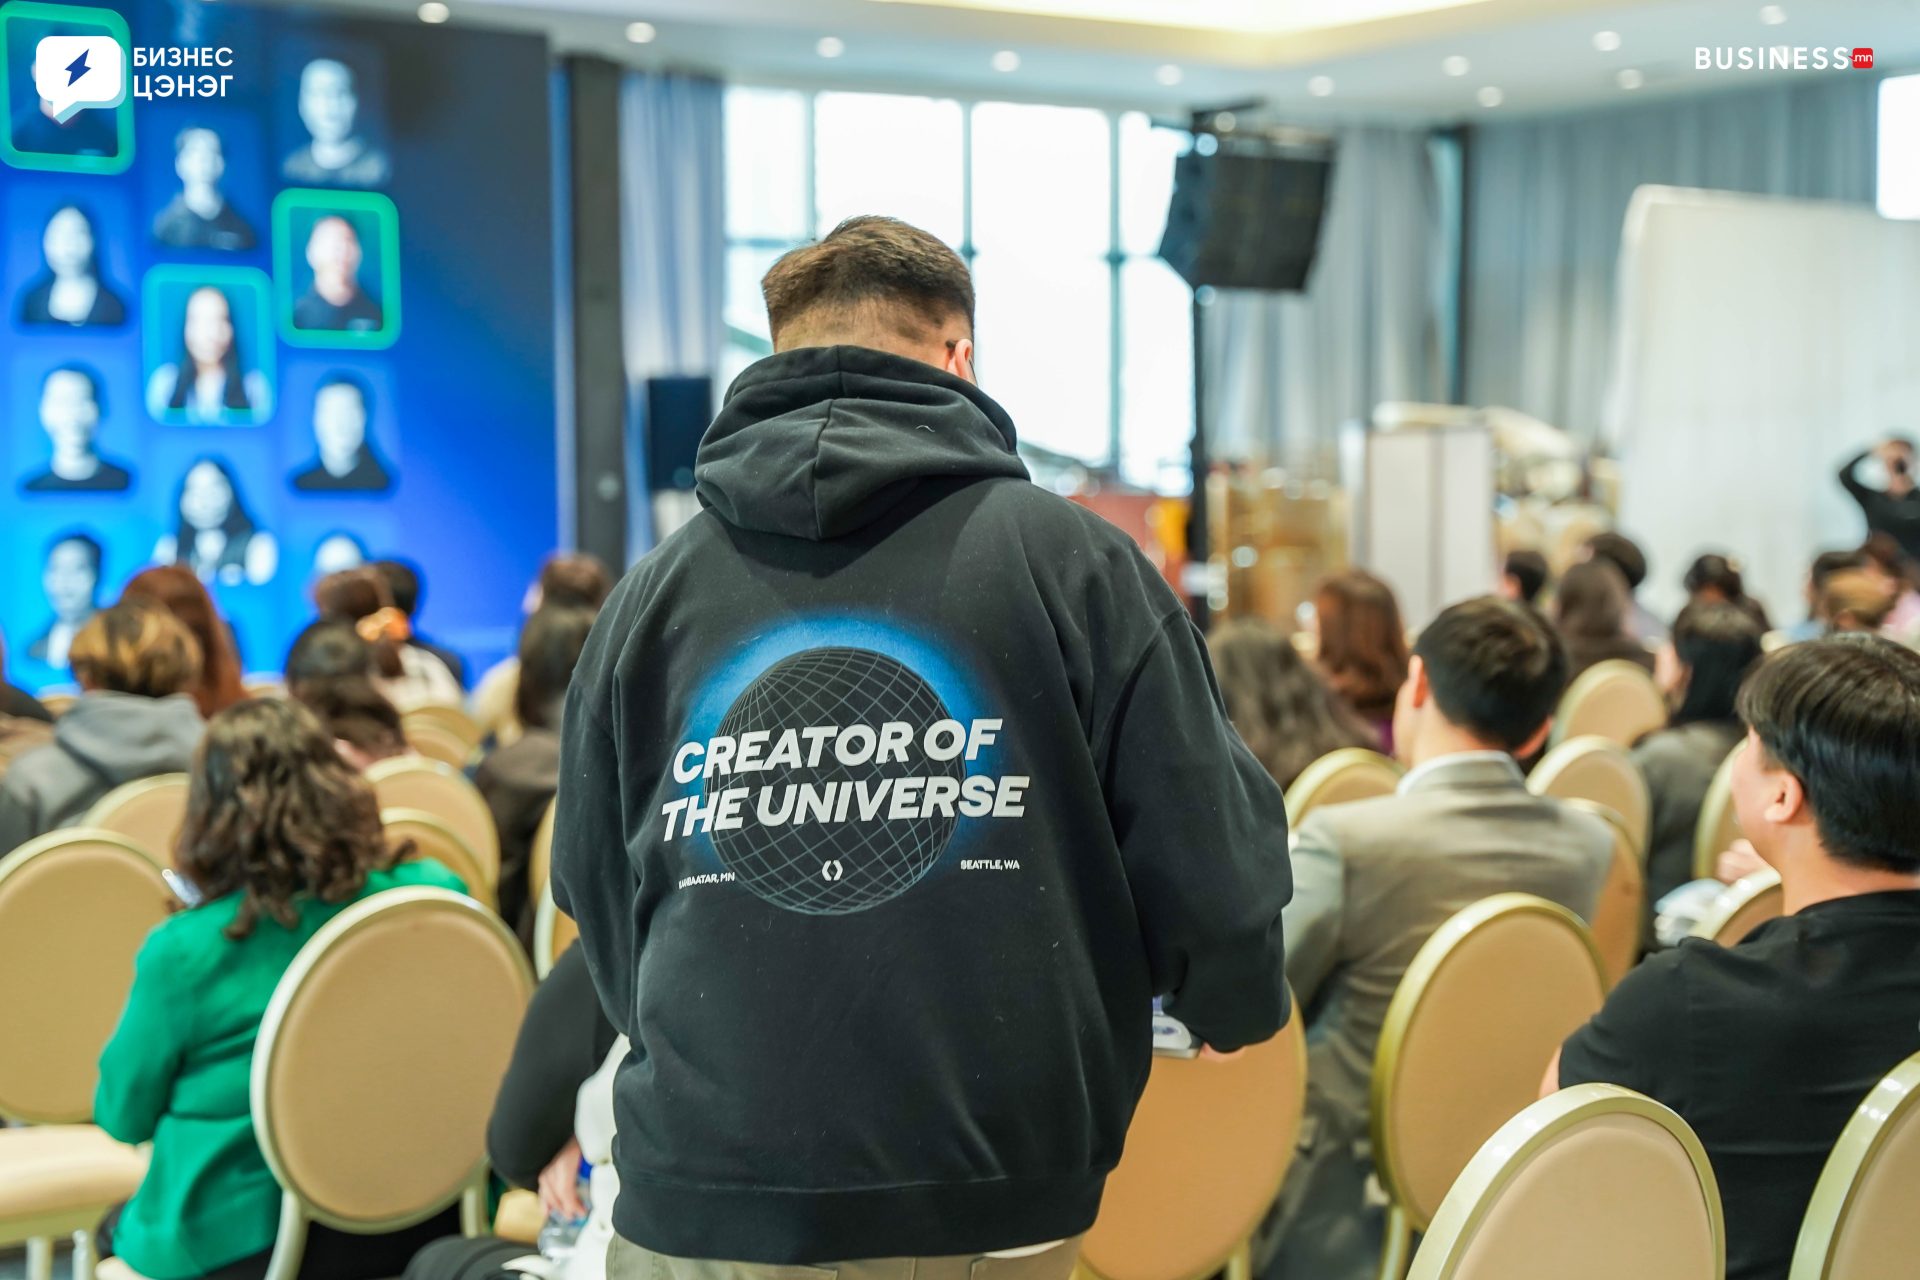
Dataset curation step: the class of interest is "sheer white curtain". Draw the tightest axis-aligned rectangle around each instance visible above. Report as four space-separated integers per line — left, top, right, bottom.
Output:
620 71 726 554
1464 77 1880 444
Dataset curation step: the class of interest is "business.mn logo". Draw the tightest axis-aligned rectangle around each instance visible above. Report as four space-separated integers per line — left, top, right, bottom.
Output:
33 33 123 121
1695 45 1876 71
1853 47 1875 69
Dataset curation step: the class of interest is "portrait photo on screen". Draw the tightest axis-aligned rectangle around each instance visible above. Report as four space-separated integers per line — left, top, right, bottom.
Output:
0 3 133 174
289 370 393 492
152 126 257 251
281 48 389 188
155 455 279 587
310 529 369 581
20 364 131 493
274 189 399 345
30 529 103 670
142 265 275 425
17 202 128 327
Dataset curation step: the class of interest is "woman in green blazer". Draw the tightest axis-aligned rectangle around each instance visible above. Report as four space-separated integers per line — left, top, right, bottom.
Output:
95 697 468 1280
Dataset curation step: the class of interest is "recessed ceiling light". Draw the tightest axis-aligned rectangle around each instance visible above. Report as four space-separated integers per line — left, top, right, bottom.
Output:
1616 67 1644 89
1156 63 1183 86
626 21 656 43
1759 4 1786 24
816 35 845 57
1307 74 1334 97
991 49 1021 72
1442 54 1469 77
1214 110 1237 131
1592 30 1621 52
417 2 449 22
1477 85 1504 107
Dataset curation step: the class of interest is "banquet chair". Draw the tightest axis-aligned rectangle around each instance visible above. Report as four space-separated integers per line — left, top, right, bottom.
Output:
401 720 477 769
82 774 191 868
382 808 496 910
1691 743 1744 882
367 756 500 878
1548 661 1666 750
533 879 579 979
1559 799 1644 988
1690 868 1784 947
1789 1049 1920 1280
1284 749 1403 825
1527 736 1650 861
528 796 557 907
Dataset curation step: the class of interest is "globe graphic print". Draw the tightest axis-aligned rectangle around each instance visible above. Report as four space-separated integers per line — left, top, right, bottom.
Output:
705 646 965 915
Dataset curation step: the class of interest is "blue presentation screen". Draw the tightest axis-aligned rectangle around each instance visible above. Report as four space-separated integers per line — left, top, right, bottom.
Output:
1 0 556 689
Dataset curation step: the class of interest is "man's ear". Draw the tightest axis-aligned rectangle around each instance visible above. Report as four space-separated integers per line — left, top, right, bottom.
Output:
944 337 976 385
1766 766 1808 828
1405 655 1430 708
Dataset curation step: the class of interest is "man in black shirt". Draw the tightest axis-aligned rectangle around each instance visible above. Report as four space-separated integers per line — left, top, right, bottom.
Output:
1549 635 1920 1280
1838 438 1920 563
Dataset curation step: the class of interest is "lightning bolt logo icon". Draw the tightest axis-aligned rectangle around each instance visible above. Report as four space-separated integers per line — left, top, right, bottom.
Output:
64 48 89 85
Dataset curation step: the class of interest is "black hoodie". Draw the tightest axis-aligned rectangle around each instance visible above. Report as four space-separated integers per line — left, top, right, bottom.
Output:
553 345 1291 1264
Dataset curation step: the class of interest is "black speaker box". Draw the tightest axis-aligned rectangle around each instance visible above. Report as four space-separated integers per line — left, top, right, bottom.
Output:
1158 146 1334 291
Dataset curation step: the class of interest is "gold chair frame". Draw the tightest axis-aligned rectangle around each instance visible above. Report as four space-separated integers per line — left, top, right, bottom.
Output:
1789 1050 1920 1280
1548 660 1666 750
1691 743 1744 882
1689 868 1783 946
1283 748 1403 824
80 774 192 867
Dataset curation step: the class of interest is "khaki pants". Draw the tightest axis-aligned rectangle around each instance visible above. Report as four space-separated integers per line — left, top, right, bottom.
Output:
607 1233 1084 1280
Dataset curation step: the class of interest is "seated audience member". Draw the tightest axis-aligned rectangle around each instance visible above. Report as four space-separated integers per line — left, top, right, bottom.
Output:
1633 603 1766 910
476 605 596 946
0 634 51 724
94 698 464 1280
0 605 203 852
120 564 248 719
1816 567 1897 635
471 552 613 745
373 558 469 688
1550 636 1920 1280
1209 617 1379 791
1584 531 1665 644
1553 559 1655 678
285 620 411 769
1682 553 1771 631
1312 569 1409 755
1499 549 1549 606
1265 598 1613 1280
1785 550 1870 644
404 944 619 1280
1857 532 1920 639
314 568 463 711
0 633 55 783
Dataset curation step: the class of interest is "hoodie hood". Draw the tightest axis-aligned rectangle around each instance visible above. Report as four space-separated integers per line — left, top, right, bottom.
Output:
695 345 1030 541
55 691 203 785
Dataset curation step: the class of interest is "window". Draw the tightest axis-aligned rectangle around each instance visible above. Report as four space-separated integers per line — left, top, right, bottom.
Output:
722 87 1194 492
1879 75 1920 220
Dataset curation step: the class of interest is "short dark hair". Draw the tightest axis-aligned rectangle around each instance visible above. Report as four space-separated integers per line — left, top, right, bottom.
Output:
1811 549 1870 590
371 558 421 617
49 530 103 576
1413 597 1569 751
1585 531 1647 591
1669 602 1764 727
70 601 203 699
1737 636 1920 872
538 552 613 611
1503 549 1549 604
514 605 596 732
761 216 975 348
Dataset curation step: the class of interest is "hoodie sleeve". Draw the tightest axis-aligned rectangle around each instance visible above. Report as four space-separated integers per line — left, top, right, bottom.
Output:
551 699 637 1040
1096 608 1292 1052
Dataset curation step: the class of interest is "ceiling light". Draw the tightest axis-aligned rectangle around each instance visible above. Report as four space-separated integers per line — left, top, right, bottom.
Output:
1214 110 1237 131
1592 30 1621 52
816 35 845 57
991 49 1021 72
626 21 656 42
1156 63 1183 86
417 2 449 21
1442 54 1469 76
1307 74 1334 97
1477 85 1504 108
1759 4 1786 24
1616 67 1644 89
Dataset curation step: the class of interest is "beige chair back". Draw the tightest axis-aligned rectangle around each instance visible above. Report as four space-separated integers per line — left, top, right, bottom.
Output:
1527 737 1650 859
1407 1084 1723 1280
1690 868 1784 947
533 879 579 980
382 809 495 910
1790 1050 1920 1280
1691 743 1744 882
0 830 173 1123
1549 661 1666 750
82 774 191 867
400 703 483 751
251 888 533 1280
366 756 500 878
1283 748 1402 824
1372 895 1608 1250
528 797 557 907
401 720 476 769
1559 800 1643 988
1078 1006 1307 1280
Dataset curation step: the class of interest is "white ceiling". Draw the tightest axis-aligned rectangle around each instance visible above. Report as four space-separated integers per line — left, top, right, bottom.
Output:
294 0 1920 121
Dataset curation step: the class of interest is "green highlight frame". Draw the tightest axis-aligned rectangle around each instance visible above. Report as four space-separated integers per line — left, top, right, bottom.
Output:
273 188 402 350
0 0 134 175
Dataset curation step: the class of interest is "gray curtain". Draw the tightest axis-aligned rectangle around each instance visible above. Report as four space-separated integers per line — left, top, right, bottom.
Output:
1202 126 1453 474
619 71 726 553
1464 76 1880 444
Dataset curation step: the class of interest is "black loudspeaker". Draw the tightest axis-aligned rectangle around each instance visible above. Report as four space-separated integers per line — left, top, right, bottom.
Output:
565 55 629 568
645 376 713 492
1157 145 1335 291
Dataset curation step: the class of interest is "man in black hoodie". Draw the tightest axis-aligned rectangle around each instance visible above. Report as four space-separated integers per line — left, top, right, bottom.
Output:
553 215 1291 1279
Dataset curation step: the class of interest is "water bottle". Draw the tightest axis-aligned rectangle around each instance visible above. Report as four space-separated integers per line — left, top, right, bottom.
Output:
536 1158 593 1261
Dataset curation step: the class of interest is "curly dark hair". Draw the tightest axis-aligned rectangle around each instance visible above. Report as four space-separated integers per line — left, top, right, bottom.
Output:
176 697 403 940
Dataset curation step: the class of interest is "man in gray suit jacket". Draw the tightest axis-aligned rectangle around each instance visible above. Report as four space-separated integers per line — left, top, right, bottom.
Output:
1262 597 1614 1280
